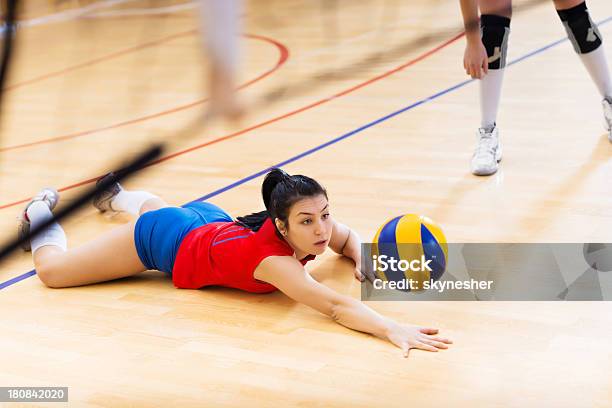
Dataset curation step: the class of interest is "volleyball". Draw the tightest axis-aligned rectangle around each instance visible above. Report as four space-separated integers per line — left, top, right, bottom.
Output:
372 214 447 290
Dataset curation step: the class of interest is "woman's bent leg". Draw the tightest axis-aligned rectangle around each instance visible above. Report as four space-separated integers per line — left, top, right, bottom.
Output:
34 220 146 288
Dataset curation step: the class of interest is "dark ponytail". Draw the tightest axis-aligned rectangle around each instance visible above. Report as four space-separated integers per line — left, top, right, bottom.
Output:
262 167 290 211
236 168 327 235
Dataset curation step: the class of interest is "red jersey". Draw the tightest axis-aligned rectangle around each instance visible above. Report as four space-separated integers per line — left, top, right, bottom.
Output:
172 218 315 293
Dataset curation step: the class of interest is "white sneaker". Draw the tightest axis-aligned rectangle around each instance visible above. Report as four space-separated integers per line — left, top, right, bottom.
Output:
17 188 60 252
471 125 502 176
602 98 612 143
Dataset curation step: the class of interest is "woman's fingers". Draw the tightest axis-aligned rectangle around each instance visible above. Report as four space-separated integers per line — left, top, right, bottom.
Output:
427 335 453 344
420 338 449 349
390 326 452 357
419 327 439 335
415 342 439 352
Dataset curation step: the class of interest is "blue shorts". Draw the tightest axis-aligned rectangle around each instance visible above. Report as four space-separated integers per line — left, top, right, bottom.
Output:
133 201 233 274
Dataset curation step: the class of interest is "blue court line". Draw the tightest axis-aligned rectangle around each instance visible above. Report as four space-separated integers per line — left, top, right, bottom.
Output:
187 80 473 204
0 270 36 289
190 16 612 203
3 16 612 290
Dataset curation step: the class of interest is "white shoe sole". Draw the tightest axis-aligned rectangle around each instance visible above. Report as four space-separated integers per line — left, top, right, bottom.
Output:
472 145 502 176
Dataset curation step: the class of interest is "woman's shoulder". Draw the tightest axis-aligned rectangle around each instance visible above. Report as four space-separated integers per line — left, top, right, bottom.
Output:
253 254 304 281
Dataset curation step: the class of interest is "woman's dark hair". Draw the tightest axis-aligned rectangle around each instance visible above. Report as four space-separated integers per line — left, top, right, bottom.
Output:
236 168 328 235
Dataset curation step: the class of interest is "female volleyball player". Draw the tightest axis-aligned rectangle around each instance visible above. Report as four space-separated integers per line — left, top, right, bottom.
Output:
461 0 612 175
18 168 452 357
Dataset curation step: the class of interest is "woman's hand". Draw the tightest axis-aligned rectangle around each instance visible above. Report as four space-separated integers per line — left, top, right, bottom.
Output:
386 322 453 358
353 260 365 282
463 39 488 79
353 267 364 282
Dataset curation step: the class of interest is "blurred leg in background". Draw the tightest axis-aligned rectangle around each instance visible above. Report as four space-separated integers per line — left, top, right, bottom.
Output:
199 0 244 121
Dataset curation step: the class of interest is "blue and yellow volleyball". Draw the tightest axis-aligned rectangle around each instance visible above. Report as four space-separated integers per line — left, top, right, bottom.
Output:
372 214 447 290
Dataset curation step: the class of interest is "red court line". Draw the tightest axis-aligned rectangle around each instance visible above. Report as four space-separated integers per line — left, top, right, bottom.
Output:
0 32 464 211
4 29 196 92
0 33 289 152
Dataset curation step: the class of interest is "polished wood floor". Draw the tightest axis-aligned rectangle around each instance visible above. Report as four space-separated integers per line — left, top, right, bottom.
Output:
1 0 612 406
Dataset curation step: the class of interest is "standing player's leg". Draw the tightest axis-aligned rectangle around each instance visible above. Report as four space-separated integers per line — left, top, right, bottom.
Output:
199 0 244 120
466 0 511 176
554 0 612 142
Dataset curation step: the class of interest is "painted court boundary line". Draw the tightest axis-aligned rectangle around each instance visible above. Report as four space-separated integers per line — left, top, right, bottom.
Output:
3 16 611 290
3 29 197 92
0 33 288 153
190 14 612 201
0 33 463 210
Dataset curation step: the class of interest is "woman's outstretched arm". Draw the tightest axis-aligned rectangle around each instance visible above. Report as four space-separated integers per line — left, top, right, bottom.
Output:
254 256 452 357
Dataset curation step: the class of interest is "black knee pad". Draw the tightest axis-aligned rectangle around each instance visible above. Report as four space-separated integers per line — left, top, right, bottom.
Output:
557 2 602 54
480 14 511 70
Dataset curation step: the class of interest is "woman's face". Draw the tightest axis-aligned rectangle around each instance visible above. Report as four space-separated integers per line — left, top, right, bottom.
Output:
277 194 332 257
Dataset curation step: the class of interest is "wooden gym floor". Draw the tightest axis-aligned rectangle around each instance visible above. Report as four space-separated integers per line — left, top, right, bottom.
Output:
1 0 611 406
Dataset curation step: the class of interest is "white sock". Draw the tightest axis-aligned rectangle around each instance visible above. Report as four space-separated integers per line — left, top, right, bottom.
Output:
27 201 67 254
479 69 505 129
578 45 612 99
199 0 242 70
111 190 158 216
